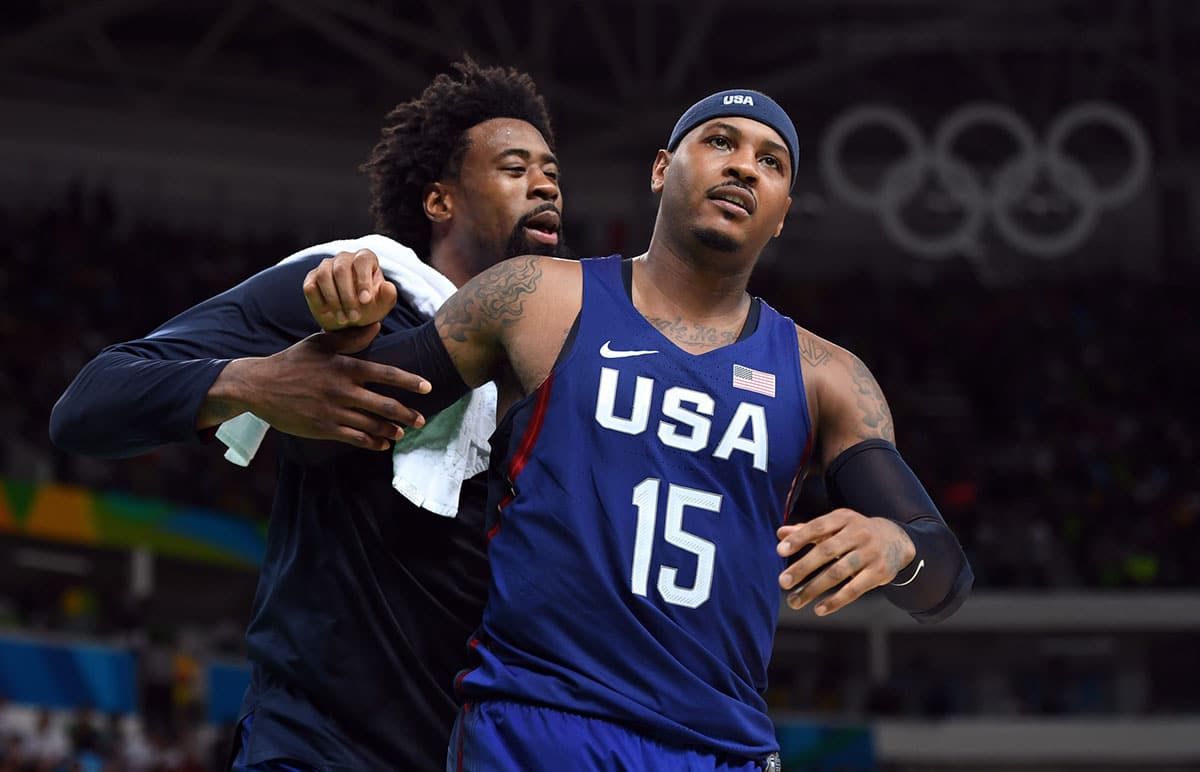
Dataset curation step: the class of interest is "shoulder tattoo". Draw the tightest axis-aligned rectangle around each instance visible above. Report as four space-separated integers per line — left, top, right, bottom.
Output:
438 256 544 343
797 331 832 367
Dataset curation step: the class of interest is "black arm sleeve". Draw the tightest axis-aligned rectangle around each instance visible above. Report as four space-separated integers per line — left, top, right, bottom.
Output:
356 319 472 419
276 320 474 466
824 438 974 623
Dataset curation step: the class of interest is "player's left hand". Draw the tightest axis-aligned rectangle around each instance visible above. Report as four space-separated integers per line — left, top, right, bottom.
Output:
303 249 398 330
776 508 916 616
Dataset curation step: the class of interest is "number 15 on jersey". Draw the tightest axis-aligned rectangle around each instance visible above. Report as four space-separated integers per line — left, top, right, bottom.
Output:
630 478 722 609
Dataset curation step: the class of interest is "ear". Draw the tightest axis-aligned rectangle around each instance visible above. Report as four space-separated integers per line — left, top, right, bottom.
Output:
649 149 672 194
423 182 452 223
773 196 793 239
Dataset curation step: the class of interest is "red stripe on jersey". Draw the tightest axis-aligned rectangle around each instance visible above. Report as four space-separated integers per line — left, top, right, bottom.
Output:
490 374 556 543
783 430 815 525
508 373 556 482
488 494 513 542
452 639 482 696
455 701 471 772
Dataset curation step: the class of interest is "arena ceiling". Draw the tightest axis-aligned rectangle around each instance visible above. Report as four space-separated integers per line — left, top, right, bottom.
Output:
3 0 1199 160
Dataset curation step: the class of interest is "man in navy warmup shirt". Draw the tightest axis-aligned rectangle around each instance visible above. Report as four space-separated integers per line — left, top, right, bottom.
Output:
50 60 565 771
305 89 973 771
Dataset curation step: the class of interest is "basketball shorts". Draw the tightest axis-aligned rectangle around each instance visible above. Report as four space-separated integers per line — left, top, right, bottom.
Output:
229 712 318 772
447 700 779 771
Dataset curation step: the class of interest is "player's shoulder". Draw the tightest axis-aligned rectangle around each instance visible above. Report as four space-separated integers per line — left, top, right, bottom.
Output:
791 322 893 426
531 254 583 283
447 255 583 336
473 254 582 302
480 253 579 278
790 323 859 374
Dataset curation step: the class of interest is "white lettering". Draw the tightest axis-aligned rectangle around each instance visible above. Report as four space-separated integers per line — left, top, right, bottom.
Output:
713 403 768 472
594 369 770 471
595 367 653 434
657 387 714 452
723 94 754 106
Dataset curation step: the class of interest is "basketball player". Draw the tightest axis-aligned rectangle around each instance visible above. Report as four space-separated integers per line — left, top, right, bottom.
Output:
50 60 565 770
305 89 973 770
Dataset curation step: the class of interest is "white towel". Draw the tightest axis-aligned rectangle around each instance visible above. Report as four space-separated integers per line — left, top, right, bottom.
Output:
215 234 496 518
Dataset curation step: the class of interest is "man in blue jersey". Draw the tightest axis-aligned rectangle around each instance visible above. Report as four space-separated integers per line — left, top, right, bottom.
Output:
306 89 973 770
50 59 565 770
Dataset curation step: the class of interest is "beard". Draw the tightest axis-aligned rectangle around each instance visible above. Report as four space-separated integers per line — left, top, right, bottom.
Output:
504 204 567 260
691 226 740 253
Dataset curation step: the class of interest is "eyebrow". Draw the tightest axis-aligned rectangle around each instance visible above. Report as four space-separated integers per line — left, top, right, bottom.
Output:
493 148 559 166
706 121 789 160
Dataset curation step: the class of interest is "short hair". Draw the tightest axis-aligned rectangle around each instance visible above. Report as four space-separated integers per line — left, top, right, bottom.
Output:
362 58 556 260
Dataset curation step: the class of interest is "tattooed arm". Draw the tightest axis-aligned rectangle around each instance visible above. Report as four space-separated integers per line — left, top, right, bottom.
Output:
427 254 544 388
812 342 895 467
345 254 579 414
303 249 577 398
788 327 896 464
777 330 972 621
431 255 580 398
297 253 579 434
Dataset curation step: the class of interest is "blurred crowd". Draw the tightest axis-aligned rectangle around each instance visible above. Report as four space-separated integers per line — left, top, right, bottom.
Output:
0 618 237 772
1 186 286 521
766 271 1200 590
0 700 227 772
3 185 1197 589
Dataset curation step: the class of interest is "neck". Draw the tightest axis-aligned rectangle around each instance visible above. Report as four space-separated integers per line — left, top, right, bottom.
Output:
427 243 476 288
630 244 754 354
637 228 755 321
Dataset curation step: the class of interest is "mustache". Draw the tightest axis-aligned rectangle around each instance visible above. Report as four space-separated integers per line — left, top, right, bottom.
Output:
515 201 562 228
706 180 755 199
504 202 567 260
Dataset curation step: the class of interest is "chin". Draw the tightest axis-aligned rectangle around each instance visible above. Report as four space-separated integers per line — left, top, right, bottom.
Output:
504 232 564 260
691 226 741 253
524 242 563 258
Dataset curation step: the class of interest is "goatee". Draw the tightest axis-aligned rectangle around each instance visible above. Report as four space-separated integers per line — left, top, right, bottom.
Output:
505 206 567 259
691 227 739 253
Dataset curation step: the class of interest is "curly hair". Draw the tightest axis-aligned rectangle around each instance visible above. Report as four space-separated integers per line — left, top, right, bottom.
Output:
362 58 556 260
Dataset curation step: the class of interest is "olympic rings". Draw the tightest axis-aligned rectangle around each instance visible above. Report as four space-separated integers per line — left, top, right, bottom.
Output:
819 102 1151 260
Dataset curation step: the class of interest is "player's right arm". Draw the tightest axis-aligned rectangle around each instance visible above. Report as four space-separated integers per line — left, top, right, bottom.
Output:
50 258 425 458
332 254 581 414
433 254 576 392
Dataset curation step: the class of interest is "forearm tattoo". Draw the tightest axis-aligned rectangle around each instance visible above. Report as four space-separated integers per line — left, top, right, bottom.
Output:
437 256 544 342
884 535 909 575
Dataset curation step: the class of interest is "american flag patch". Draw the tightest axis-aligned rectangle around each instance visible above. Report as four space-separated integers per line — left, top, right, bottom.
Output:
732 364 775 397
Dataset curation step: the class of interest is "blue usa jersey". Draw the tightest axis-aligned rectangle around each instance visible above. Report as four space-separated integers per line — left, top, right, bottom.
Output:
459 254 813 758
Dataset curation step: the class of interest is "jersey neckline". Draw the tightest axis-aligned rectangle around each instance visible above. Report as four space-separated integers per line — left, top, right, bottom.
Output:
614 256 767 361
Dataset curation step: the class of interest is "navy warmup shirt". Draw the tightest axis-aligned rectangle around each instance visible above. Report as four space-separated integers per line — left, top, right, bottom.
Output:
51 255 488 771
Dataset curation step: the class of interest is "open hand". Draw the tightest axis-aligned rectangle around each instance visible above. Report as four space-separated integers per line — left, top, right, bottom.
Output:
776 508 915 616
228 324 429 451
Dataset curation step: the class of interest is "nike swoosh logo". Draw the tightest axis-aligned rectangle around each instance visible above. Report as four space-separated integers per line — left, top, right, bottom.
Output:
891 559 925 587
600 341 659 359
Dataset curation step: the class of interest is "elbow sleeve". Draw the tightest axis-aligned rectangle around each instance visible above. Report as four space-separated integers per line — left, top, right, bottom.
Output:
359 320 472 418
278 321 474 466
825 439 974 623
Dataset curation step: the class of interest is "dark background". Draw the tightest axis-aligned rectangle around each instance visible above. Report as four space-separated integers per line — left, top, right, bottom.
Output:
1 2 1197 770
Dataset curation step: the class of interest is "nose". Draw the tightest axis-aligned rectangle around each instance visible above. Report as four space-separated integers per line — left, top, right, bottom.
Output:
530 166 559 202
725 148 758 185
